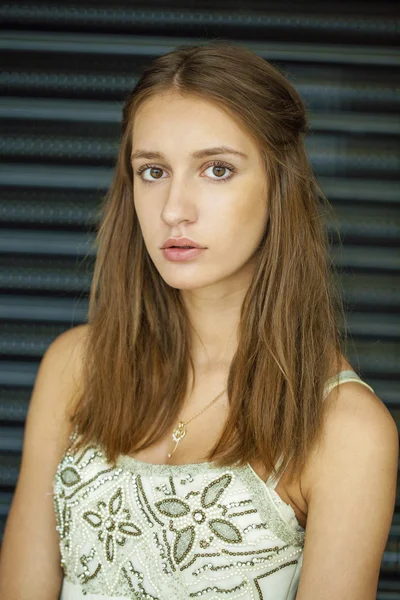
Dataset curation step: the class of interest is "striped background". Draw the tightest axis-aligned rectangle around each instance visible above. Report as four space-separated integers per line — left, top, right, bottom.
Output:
1 2 399 597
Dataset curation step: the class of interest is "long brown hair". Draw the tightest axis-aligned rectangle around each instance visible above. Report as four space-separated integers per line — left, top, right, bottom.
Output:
69 40 345 484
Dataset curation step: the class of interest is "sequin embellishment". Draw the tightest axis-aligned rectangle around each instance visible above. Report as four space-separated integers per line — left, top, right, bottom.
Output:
53 430 305 599
53 370 376 598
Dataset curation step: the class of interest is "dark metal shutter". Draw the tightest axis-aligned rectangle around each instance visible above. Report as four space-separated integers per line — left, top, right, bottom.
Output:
1 3 399 597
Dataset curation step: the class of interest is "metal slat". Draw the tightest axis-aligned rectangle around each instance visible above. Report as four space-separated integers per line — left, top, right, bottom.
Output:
0 3 397 44
0 454 21 487
0 229 96 257
0 361 38 387
320 177 399 204
0 195 99 226
0 390 31 422
0 294 88 323
331 245 400 272
0 325 67 359
2 31 399 66
340 273 400 310
345 342 400 377
0 259 92 292
344 312 400 339
0 163 113 189
1 97 399 135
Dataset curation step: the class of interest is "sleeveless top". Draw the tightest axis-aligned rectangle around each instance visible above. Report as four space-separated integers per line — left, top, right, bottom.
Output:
53 369 374 600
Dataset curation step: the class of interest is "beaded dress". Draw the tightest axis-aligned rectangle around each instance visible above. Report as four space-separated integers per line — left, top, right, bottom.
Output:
53 369 374 599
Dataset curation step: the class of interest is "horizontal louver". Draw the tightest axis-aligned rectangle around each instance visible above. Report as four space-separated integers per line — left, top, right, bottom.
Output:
1 3 399 596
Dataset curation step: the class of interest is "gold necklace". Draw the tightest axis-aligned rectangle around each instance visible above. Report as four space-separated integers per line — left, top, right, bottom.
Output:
167 388 227 458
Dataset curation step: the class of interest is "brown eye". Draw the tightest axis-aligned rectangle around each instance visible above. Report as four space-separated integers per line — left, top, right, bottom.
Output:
149 167 163 179
213 166 226 177
203 161 236 182
136 165 166 183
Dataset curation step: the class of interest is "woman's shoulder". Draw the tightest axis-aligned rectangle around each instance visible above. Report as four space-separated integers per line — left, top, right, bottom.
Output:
52 322 90 354
48 323 90 382
294 359 398 596
0 324 93 596
302 354 396 503
39 323 90 442
322 354 387 421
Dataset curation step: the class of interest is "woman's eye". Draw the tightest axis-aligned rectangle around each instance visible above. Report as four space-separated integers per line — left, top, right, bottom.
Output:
136 161 236 183
136 166 166 183
203 162 235 182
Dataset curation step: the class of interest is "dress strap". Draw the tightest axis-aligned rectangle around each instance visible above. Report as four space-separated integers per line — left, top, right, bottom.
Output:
322 369 375 400
267 369 375 490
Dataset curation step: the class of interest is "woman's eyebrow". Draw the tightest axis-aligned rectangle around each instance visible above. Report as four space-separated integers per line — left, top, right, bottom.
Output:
130 146 249 162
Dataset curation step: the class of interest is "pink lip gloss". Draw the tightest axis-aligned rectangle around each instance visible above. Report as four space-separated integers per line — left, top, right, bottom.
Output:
162 247 206 261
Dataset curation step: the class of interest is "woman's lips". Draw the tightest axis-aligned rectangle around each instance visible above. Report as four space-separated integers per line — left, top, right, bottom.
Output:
162 247 206 261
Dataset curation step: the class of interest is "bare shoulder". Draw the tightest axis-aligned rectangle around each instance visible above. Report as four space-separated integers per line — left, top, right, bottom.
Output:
306 378 398 496
296 371 399 599
0 325 91 598
45 322 89 375
28 322 91 456
302 352 398 502
43 323 89 421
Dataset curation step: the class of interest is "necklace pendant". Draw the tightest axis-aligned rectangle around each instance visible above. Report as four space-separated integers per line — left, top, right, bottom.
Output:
168 421 186 458
172 421 186 443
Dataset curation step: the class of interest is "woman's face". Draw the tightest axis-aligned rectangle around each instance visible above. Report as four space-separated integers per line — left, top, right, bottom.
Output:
131 90 268 291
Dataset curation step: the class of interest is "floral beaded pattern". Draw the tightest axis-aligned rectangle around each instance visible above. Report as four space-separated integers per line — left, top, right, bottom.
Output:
53 371 375 599
53 431 305 599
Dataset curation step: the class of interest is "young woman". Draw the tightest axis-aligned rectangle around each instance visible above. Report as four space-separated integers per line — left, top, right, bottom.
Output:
0 41 397 600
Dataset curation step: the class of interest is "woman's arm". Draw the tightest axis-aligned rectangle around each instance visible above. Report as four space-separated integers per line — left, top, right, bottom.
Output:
0 324 88 600
296 381 399 600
